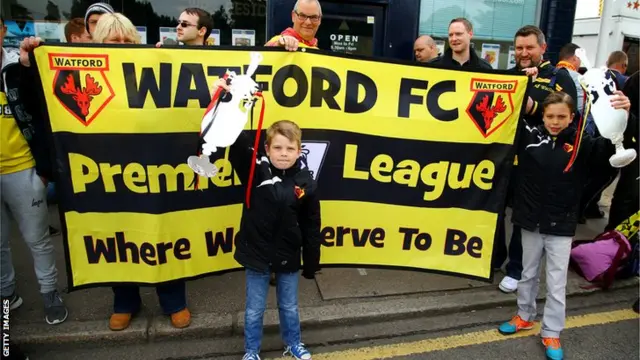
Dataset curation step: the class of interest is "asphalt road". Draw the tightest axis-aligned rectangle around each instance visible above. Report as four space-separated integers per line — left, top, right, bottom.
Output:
388 320 638 360
17 290 639 360
265 316 639 360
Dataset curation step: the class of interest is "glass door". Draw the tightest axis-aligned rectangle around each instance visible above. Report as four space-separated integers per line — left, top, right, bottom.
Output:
314 2 386 57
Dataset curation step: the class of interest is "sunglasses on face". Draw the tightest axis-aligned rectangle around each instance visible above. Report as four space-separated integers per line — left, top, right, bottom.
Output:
177 21 197 28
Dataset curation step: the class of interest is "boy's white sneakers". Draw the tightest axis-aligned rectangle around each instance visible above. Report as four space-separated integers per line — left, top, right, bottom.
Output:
242 354 261 360
284 344 312 360
499 276 518 293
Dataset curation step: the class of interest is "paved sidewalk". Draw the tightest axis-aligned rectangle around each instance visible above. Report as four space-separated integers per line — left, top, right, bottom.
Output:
6 181 636 349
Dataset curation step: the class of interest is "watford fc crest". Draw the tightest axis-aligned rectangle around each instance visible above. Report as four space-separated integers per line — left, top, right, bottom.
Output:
466 79 517 138
49 53 114 126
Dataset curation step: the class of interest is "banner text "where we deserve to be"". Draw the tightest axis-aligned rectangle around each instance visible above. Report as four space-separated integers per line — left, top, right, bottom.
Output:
34 45 528 290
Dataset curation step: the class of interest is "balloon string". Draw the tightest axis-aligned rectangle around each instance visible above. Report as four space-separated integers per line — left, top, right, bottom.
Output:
245 92 266 209
564 86 589 173
223 146 230 170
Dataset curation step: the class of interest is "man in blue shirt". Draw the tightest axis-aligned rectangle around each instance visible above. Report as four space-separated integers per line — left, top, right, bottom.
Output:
606 50 629 89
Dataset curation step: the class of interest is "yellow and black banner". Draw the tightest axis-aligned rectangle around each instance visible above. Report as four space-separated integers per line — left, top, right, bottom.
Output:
32 44 529 290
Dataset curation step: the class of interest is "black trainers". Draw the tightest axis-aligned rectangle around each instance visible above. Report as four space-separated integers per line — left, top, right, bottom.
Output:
6 292 23 311
42 290 68 325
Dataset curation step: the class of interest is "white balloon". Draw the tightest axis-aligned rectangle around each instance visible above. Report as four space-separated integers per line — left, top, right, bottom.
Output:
575 49 636 168
187 52 264 177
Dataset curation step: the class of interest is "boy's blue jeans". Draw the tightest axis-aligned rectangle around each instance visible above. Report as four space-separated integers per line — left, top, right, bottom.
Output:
244 269 301 354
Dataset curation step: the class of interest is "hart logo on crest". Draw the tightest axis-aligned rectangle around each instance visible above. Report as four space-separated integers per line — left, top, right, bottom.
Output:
48 53 114 126
294 185 305 199
563 143 574 153
466 79 518 137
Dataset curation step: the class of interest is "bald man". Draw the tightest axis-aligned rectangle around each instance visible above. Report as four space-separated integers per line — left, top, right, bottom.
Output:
414 35 438 63
266 0 322 51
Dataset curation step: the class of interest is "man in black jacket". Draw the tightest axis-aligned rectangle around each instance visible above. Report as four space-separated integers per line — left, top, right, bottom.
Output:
429 18 492 70
513 26 578 127
0 16 68 325
495 25 578 294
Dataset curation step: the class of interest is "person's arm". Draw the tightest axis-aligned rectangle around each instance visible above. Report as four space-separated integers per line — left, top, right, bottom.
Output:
525 99 542 124
516 117 537 154
18 63 41 120
265 33 299 51
622 72 638 119
575 79 585 114
227 130 259 186
623 112 638 150
18 64 53 181
265 34 282 46
10 36 52 181
578 133 615 168
298 181 321 279
518 68 541 123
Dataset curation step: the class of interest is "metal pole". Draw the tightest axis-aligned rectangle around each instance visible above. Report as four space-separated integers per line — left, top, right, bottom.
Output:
594 0 617 67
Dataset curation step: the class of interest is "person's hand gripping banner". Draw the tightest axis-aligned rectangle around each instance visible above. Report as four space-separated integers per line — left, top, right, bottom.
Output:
187 52 264 177
576 48 636 168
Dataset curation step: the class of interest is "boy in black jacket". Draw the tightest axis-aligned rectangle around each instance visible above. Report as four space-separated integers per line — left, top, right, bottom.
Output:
218 85 320 360
495 25 580 295
498 91 631 360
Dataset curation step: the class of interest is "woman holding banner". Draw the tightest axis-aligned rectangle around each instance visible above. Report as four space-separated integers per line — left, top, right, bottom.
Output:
92 13 191 331
18 12 191 331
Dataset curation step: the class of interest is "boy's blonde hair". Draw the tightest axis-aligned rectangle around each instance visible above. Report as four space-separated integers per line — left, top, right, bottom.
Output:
266 120 302 148
92 13 141 44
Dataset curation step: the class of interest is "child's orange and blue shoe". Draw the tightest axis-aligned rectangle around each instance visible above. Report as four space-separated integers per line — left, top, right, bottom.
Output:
498 315 535 335
542 337 564 360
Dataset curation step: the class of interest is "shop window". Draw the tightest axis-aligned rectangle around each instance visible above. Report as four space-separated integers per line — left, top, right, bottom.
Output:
416 0 539 70
1 0 266 46
109 0 267 46
418 0 538 42
429 37 517 70
470 39 517 70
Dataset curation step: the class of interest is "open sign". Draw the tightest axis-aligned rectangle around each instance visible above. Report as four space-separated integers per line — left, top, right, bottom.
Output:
330 34 359 42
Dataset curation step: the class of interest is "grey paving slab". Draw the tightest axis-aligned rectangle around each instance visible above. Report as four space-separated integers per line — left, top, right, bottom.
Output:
314 268 495 300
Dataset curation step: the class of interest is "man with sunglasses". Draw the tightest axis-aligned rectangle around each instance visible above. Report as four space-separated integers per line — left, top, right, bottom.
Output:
176 8 213 46
266 0 322 51
156 8 213 47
